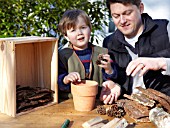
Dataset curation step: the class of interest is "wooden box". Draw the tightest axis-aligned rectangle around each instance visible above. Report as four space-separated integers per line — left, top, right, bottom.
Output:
0 37 58 117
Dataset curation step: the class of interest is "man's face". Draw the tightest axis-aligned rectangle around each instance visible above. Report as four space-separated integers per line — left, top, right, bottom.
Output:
110 3 144 38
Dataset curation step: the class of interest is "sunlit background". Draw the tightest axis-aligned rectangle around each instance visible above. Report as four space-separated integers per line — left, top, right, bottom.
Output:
142 0 170 36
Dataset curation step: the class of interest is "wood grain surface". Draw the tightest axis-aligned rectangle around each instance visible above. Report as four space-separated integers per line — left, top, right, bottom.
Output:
0 99 156 128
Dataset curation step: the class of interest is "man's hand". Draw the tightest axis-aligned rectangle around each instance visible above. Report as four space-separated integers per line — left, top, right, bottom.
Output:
100 80 121 104
126 57 166 77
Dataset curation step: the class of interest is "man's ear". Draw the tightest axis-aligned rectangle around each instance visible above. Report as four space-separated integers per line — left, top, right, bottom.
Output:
139 2 144 14
64 36 70 42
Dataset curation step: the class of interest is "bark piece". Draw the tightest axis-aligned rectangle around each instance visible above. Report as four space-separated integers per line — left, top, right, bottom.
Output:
117 98 149 114
27 93 51 100
117 99 150 122
136 87 170 113
147 88 170 105
133 117 150 123
16 86 54 113
35 87 55 94
124 102 148 119
123 93 155 107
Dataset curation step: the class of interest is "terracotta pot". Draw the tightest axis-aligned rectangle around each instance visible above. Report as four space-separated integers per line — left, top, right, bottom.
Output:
71 80 98 111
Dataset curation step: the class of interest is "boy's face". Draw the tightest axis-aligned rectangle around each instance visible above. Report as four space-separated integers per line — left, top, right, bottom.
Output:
65 16 91 50
110 3 144 38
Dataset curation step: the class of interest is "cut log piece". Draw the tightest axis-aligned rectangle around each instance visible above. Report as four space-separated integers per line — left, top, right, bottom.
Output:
149 107 170 128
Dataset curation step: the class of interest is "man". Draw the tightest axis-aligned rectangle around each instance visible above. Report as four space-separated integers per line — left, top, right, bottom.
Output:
100 0 170 105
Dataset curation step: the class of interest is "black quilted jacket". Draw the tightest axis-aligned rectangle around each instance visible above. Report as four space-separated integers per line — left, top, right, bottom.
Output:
103 13 170 96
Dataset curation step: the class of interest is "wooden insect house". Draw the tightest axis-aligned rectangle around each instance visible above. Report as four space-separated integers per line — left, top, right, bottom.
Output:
0 37 58 117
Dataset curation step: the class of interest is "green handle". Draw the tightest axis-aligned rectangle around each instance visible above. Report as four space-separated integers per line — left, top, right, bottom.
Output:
61 119 70 128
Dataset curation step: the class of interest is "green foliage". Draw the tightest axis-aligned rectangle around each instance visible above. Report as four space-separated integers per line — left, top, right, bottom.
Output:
0 0 108 45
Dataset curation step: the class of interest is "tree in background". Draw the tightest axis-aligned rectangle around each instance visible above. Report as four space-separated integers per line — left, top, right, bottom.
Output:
0 0 108 46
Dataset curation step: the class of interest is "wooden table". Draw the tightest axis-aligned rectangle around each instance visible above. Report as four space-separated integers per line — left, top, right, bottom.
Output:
0 99 156 128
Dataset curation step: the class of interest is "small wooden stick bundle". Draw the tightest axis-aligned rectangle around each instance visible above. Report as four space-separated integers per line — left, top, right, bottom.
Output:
96 54 107 65
96 103 126 118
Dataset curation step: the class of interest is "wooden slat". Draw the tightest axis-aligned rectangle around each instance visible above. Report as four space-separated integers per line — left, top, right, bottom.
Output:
0 37 57 44
0 41 16 117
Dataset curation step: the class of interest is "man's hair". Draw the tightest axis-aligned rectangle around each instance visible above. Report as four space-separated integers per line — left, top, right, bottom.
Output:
106 0 141 9
58 9 92 36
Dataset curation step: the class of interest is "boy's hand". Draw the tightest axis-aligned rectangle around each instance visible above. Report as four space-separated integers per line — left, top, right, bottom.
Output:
100 80 121 104
97 54 113 74
63 72 81 84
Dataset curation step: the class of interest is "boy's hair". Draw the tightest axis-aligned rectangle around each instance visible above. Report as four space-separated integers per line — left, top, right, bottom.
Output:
58 9 92 36
106 0 141 9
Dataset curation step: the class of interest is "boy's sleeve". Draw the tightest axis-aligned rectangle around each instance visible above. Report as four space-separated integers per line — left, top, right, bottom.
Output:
58 58 70 92
102 62 118 81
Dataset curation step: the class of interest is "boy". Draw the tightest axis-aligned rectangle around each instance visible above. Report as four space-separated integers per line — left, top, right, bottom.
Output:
58 9 118 99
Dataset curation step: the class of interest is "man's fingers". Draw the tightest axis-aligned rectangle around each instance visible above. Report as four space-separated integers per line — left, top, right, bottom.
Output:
139 66 148 76
103 95 111 105
131 63 145 76
100 94 107 102
108 94 114 104
126 62 136 76
126 62 146 76
114 92 119 101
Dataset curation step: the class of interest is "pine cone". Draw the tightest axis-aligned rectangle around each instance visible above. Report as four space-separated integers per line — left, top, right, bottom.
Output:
96 54 107 65
96 60 102 65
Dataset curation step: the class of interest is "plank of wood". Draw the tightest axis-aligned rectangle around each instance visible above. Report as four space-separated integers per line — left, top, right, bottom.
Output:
101 118 120 128
90 122 105 128
114 118 128 128
101 118 128 128
82 116 104 128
